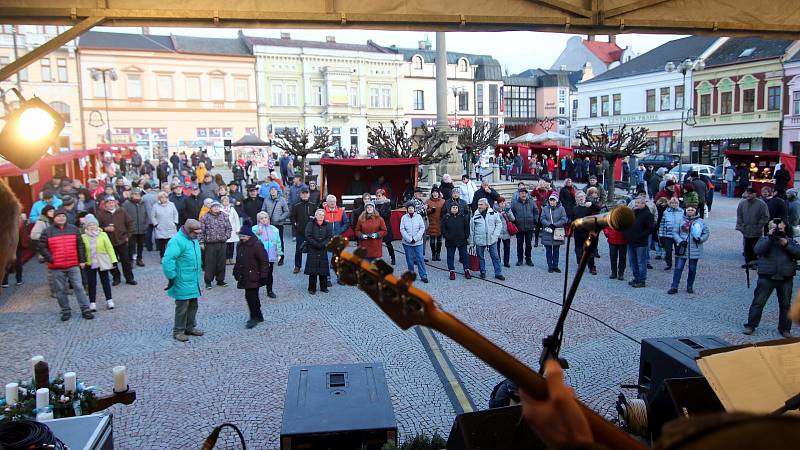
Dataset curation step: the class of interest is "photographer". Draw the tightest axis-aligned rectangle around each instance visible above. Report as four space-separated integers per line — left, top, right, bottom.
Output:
743 218 800 338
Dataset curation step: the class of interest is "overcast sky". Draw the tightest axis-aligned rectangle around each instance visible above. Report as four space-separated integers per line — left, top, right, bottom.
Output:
98 26 685 75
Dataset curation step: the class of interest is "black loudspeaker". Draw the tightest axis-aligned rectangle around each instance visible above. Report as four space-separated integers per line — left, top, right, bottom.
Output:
638 336 729 398
446 405 545 450
280 363 397 450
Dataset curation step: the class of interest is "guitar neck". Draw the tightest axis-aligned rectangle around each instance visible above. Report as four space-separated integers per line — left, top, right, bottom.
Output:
428 309 647 450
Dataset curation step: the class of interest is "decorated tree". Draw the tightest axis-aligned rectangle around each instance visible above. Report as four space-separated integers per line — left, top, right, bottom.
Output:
271 127 332 180
457 121 501 177
577 124 649 203
367 120 449 165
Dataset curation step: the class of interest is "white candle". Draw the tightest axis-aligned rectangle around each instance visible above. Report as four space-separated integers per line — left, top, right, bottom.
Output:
64 372 76 394
35 388 49 410
30 355 44 377
5 382 18 404
36 411 54 421
112 366 127 393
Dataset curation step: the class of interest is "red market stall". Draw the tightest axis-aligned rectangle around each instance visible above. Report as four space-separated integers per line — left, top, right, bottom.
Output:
723 150 796 197
495 144 575 179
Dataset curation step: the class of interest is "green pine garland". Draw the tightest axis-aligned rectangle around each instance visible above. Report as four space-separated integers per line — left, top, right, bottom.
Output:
1 373 97 421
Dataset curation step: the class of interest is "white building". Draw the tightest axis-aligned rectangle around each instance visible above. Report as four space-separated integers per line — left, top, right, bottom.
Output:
575 36 721 158
243 32 405 153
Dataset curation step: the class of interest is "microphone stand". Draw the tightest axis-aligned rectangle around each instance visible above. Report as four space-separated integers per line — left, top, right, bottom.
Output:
539 229 600 373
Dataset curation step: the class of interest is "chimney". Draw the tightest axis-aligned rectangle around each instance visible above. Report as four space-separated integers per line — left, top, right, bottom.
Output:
425 40 432 50
326 36 336 43
587 34 596 42
418 40 427 50
581 61 594 81
609 35 616 45
280 32 290 40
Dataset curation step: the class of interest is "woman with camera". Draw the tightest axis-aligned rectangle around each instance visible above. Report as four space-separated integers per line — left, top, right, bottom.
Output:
667 205 710 295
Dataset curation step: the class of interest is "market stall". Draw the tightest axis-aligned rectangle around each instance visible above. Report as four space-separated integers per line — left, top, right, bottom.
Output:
495 143 574 178
723 150 796 196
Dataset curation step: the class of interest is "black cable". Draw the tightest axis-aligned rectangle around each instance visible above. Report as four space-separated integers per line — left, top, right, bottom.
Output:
201 422 247 450
0 419 66 450
392 245 642 346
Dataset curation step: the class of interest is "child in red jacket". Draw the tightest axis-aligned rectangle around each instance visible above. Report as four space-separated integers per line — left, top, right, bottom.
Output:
603 203 629 280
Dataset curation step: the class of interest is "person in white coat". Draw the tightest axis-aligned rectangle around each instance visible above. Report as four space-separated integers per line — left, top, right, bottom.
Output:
221 195 241 264
458 174 478 205
469 198 505 280
151 192 179 257
400 201 428 283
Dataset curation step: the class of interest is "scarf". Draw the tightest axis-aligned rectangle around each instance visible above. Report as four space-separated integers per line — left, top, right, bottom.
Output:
256 224 278 262
85 228 101 269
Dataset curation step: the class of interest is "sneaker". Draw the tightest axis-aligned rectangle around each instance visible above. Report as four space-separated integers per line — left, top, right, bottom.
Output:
107 299 115 309
125 280 138 286
81 311 94 320
60 312 71 321
553 268 561 273
420 278 429 283
780 330 791 338
667 288 678 295
686 287 694 294
267 291 277 299
495 275 506 281
590 268 597 275
327 280 333 287
293 267 300 274
15 281 22 286
609 273 617 279
217 281 229 288
464 270 472 280
174 333 189 342
278 257 284 266
479 272 486 279
525 260 534 267
185 328 204 336
1 283 8 288
89 302 97 311
245 320 258 329
136 260 145 267
742 326 754 335
449 271 456 280
205 282 213 290
320 287 329 293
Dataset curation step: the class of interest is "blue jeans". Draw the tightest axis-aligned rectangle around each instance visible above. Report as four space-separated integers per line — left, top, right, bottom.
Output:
403 244 428 280
545 245 560 269
746 276 793 332
446 245 469 272
476 244 502 276
505 165 513 180
628 245 649 283
726 181 735 198
671 257 698 289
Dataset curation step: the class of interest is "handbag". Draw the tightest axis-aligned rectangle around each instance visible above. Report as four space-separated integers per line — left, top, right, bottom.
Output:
467 245 481 272
548 209 565 241
675 240 688 257
502 212 518 236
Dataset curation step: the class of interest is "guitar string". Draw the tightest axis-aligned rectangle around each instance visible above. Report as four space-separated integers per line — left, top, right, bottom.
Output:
390 246 642 346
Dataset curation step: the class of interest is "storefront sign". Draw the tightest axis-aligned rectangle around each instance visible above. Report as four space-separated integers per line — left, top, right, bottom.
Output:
411 117 473 128
607 113 659 125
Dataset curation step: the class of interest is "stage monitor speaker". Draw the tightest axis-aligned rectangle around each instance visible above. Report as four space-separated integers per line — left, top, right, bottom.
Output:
638 336 729 398
42 413 114 450
647 377 724 439
446 405 545 450
280 363 397 450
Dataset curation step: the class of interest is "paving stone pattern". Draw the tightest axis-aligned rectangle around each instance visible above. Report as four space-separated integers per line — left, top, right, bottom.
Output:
0 194 790 448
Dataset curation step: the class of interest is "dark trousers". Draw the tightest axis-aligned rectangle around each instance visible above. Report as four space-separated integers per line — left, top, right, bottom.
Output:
111 242 134 283
545 245 560 269
157 239 170 258
2 246 23 284
85 267 112 302
446 245 469 272
173 298 198 335
245 288 264 321
746 276 793 332
276 225 285 261
534 223 542 246
429 235 442 258
516 230 534 263
203 242 226 284
128 234 145 262
497 238 511 265
659 236 675 268
743 236 760 263
608 244 627 276
308 274 328 291
384 240 396 262
264 262 274 293
575 242 596 270
145 225 154 251
294 234 306 269
226 242 235 260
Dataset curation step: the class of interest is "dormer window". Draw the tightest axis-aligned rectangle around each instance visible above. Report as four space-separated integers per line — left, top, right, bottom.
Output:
739 48 755 58
413 55 423 70
458 58 469 72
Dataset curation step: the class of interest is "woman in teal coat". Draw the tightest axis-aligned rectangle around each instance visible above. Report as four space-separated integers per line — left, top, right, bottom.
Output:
162 219 204 342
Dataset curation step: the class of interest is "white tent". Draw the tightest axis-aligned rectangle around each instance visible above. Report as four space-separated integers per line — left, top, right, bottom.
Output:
509 133 538 144
532 131 570 143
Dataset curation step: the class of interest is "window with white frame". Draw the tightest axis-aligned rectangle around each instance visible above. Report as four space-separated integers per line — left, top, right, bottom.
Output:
558 89 566 115
458 91 469 111
794 91 800 115
370 86 380 108
50 102 70 123
272 83 284 106
767 86 781 111
92 78 106 98
458 58 468 72
413 90 424 110
675 85 684 110
56 58 67 82
271 82 298 106
413 55 423 70
157 75 173 99
660 87 671 110
186 76 201 99
126 74 142 98
476 84 484 115
40 58 51 82
350 86 358 107
311 82 323 106
286 84 297 106
234 78 249 101
381 86 392 108
210 77 225 101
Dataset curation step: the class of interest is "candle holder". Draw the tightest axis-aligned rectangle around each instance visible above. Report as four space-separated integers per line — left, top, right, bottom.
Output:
113 384 130 395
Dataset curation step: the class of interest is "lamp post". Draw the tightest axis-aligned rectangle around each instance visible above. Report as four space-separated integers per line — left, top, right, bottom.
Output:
89 67 117 144
451 86 465 128
665 58 704 179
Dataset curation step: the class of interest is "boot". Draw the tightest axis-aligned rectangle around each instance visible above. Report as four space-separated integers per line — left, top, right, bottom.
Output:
449 271 456 280
464 270 472 279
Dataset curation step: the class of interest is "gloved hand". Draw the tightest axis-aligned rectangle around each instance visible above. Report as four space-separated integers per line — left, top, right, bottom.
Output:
371 233 380 239
549 224 556 231
361 234 369 240
164 278 176 290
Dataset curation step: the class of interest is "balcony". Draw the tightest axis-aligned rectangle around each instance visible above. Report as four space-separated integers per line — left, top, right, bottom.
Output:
696 110 782 125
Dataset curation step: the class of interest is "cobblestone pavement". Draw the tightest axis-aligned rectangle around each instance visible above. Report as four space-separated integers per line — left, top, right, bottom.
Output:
0 193 791 448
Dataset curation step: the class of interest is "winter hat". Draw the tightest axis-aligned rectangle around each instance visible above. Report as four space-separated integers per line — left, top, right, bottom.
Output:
131 187 142 195
238 223 256 237
104 195 117 202
84 214 99 226
203 198 214 207
53 208 68 218
61 195 75 206
364 201 375 208
210 201 221 208
548 192 559 201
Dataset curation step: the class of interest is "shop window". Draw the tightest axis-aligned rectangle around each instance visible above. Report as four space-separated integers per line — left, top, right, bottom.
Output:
742 89 755 113
646 89 656 112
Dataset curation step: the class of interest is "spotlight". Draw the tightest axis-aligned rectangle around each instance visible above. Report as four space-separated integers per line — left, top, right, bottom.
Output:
0 89 65 169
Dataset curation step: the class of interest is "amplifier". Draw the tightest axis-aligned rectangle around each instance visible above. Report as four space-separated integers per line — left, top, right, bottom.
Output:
42 413 114 450
446 405 545 450
638 336 729 397
281 363 397 450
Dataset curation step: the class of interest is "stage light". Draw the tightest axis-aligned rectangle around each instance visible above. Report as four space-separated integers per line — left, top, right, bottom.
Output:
0 90 65 169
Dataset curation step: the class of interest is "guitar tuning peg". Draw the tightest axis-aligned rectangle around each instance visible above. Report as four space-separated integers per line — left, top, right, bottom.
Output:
374 259 393 277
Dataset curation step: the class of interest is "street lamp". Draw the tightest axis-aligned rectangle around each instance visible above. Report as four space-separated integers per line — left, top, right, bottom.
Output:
89 67 117 143
451 86 465 127
666 58 704 179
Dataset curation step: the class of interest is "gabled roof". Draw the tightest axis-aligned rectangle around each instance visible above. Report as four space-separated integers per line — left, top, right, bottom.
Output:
172 35 251 56
79 31 175 52
582 39 623 64
789 49 800 63
513 69 581 89
704 37 794 67
372 43 503 80
241 33 390 54
580 36 718 84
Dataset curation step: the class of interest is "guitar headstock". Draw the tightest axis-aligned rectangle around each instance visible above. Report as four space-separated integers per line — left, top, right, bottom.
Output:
328 236 438 330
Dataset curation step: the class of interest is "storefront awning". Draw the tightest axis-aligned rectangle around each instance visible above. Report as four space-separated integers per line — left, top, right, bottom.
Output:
686 122 780 142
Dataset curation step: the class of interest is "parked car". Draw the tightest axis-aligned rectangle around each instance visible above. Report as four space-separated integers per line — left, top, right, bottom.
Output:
712 165 724 191
639 153 680 169
668 164 715 183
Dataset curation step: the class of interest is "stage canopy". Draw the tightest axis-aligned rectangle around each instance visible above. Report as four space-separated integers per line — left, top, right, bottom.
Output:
232 134 270 147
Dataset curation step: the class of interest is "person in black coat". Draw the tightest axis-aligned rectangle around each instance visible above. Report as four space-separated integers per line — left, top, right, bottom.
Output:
182 184 203 222
374 188 396 265
572 191 601 274
471 180 500 212
441 202 471 280
305 209 333 294
232 223 272 329
290 188 316 272
242 185 265 226
623 196 655 287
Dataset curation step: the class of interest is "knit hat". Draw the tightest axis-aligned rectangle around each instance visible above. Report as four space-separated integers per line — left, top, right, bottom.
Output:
364 201 375 208
210 201 221 208
131 187 142 195
53 208 68 217
104 195 117 202
238 220 255 237
548 192 559 200
61 195 75 206
405 200 416 209
84 214 99 226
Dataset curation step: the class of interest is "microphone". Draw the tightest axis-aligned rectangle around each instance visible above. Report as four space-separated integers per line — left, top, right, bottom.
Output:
571 206 635 232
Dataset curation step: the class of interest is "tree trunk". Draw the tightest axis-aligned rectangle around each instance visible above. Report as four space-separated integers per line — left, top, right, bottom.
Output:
606 157 617 203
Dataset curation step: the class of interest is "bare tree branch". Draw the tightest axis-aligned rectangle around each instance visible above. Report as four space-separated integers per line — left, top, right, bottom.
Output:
367 120 450 165
577 124 649 202
457 121 501 176
272 126 332 179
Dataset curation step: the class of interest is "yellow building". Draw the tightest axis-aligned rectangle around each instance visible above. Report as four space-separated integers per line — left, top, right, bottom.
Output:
0 25 83 151
78 31 258 161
